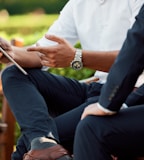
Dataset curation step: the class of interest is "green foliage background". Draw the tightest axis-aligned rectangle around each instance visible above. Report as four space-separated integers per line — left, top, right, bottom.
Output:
0 0 68 15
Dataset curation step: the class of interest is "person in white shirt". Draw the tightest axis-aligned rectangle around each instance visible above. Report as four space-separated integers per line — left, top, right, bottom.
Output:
0 0 144 160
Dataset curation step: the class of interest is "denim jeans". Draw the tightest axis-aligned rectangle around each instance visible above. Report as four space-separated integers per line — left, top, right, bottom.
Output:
1 65 102 160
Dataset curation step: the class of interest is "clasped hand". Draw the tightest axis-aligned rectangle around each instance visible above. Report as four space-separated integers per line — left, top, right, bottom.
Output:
81 102 116 120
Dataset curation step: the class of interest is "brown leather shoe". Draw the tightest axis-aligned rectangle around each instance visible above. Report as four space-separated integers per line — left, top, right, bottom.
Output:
23 144 72 160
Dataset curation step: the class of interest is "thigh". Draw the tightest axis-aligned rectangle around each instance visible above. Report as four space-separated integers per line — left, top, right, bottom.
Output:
2 66 88 136
81 105 144 158
27 68 88 115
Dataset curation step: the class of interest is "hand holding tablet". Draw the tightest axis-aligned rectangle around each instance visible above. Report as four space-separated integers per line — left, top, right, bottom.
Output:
0 47 28 75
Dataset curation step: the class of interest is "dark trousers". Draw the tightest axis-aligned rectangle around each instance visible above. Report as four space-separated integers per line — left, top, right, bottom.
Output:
2 66 144 160
74 105 144 160
1 66 101 160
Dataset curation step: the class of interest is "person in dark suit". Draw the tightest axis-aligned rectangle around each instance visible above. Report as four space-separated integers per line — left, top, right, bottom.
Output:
73 4 144 160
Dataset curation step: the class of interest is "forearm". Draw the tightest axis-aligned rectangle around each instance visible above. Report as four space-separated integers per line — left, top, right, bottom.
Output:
12 46 42 68
27 35 119 70
82 50 119 72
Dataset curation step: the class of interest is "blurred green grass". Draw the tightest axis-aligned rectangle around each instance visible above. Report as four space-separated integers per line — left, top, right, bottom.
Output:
0 14 58 45
0 14 58 28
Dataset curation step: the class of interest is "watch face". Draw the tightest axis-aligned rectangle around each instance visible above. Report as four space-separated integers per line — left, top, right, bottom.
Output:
71 61 83 70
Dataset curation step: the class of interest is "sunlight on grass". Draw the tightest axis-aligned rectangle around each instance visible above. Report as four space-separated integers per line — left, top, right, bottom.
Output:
0 14 58 45
0 14 58 27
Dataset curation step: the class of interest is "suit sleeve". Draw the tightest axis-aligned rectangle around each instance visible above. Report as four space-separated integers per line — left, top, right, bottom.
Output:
125 83 144 106
98 5 144 112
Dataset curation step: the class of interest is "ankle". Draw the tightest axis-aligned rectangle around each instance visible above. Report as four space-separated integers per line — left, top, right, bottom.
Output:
31 136 57 150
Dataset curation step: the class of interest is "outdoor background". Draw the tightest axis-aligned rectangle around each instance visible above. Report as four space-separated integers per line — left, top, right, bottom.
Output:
0 0 95 143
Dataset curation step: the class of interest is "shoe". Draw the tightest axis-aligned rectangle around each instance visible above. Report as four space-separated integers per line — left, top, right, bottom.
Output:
23 144 73 160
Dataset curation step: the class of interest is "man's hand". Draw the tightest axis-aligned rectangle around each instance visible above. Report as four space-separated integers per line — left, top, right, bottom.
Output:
0 37 13 63
27 34 76 68
79 76 99 84
81 102 116 120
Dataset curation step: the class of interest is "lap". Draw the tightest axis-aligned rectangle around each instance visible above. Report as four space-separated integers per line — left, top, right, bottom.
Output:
78 105 144 157
2 66 88 114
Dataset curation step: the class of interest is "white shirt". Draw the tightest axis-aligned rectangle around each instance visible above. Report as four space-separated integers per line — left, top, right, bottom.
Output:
37 0 144 86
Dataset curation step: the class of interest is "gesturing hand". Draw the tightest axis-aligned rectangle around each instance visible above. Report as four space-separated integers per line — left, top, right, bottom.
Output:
27 34 76 68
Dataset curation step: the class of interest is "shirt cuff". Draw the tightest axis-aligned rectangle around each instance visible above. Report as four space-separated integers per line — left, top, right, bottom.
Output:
97 103 117 114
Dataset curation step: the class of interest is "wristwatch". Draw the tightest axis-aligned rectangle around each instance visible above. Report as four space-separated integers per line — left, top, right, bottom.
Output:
70 49 83 70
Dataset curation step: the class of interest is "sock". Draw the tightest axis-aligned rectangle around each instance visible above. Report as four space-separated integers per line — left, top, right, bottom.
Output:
31 136 57 150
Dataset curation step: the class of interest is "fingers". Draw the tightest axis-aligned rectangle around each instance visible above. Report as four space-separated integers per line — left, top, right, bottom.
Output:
28 42 50 54
0 37 10 50
111 155 118 160
81 105 95 120
81 110 87 120
27 46 52 54
35 52 53 67
27 34 67 53
27 34 65 54
0 38 11 60
27 43 57 53
0 52 3 59
81 103 111 120
81 106 91 120
45 34 65 44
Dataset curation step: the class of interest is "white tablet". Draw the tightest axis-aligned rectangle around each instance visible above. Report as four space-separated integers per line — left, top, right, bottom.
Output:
0 47 28 75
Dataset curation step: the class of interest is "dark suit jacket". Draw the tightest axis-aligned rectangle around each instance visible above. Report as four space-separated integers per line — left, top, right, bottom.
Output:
98 4 144 112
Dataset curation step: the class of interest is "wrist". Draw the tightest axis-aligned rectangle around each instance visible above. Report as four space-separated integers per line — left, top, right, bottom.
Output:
97 103 117 115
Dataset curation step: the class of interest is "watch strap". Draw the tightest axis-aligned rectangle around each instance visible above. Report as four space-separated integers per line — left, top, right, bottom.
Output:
73 49 82 61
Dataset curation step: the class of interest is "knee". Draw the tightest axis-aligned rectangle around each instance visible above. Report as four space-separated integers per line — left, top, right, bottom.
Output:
2 65 17 82
76 116 111 141
75 116 99 138
1 65 23 89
